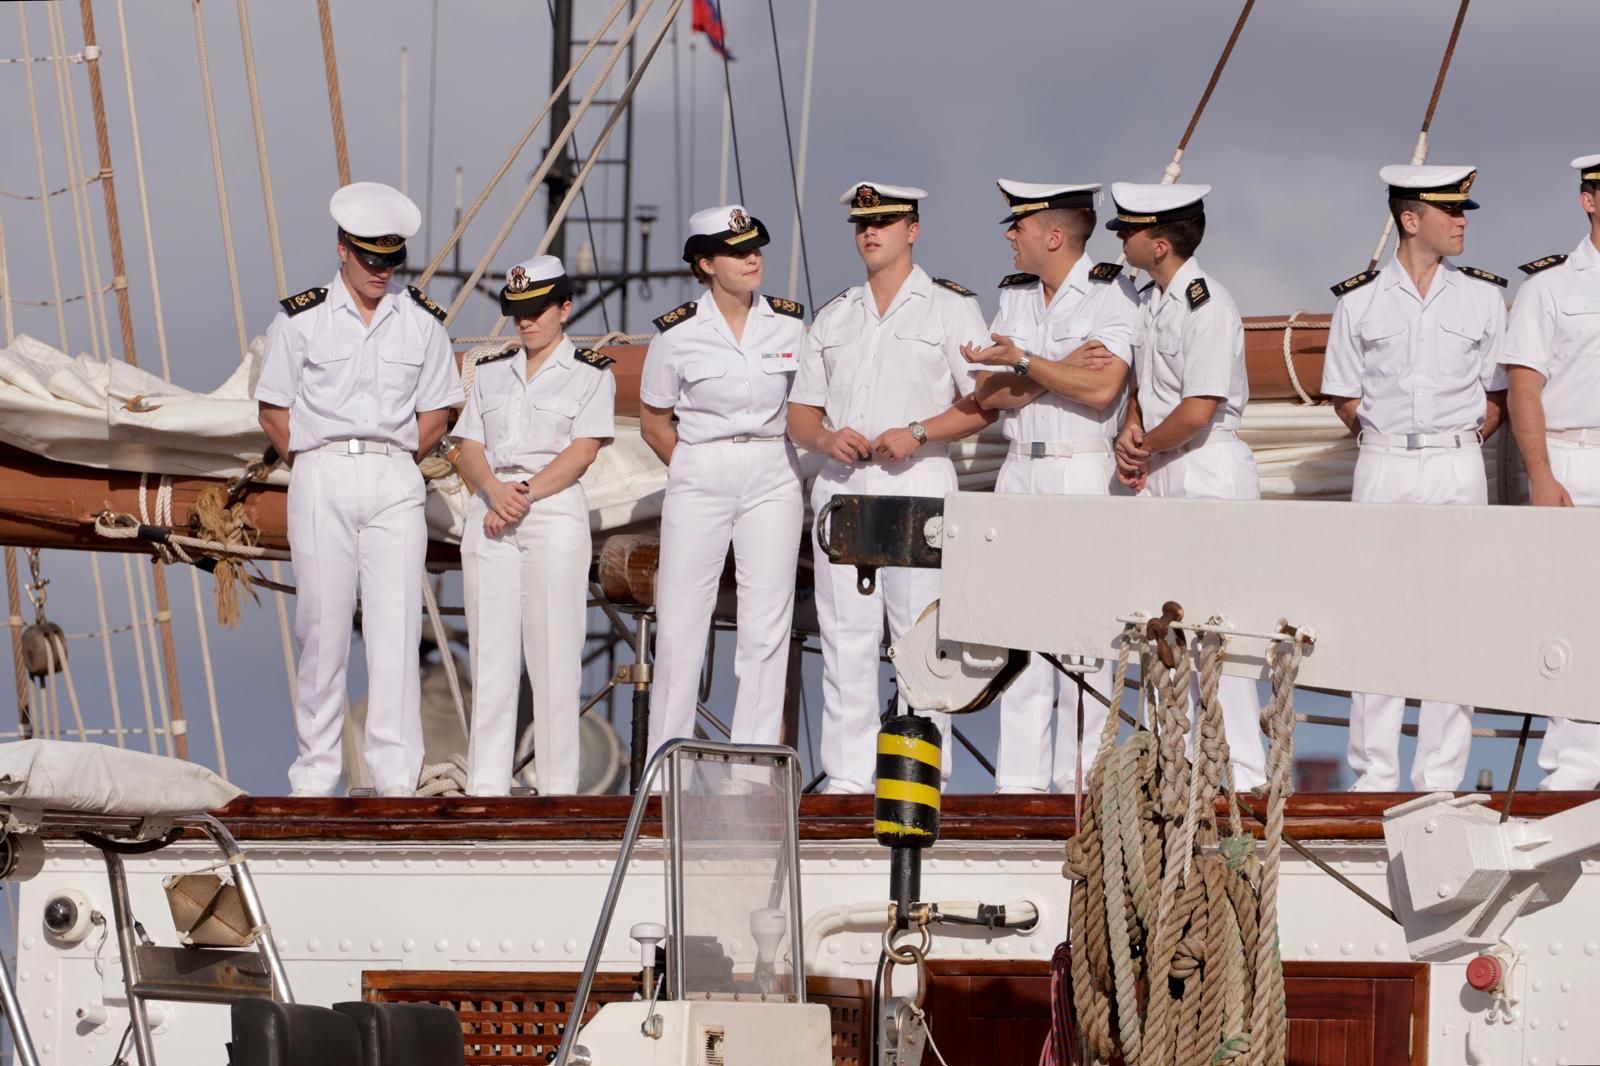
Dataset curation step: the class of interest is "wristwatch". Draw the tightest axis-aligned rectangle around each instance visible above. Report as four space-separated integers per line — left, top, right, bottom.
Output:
438 434 463 467
1012 352 1032 377
908 421 929 444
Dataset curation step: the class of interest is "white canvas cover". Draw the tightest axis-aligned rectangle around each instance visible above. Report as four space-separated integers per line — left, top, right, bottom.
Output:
0 739 244 823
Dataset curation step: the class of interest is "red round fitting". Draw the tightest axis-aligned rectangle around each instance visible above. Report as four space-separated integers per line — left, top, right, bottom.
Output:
1466 954 1503 992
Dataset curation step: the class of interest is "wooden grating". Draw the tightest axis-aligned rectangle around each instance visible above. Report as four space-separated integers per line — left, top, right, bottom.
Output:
363 970 872 1066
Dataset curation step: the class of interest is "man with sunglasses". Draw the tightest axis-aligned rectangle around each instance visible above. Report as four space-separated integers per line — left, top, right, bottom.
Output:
257 181 462 797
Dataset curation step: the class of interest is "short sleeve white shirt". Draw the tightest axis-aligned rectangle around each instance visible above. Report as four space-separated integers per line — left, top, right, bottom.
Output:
1321 257 1509 436
454 337 616 473
1131 257 1248 432
989 256 1139 443
638 290 805 443
790 265 987 440
1500 238 1600 431
255 274 462 453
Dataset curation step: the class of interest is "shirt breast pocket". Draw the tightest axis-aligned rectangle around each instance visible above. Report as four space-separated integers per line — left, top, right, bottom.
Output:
304 343 354 391
379 345 425 407
890 323 946 378
531 392 582 427
479 392 514 446
1358 318 1407 376
681 360 729 405
1439 316 1486 377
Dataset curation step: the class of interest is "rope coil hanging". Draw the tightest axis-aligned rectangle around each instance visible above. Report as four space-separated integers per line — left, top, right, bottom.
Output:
1058 613 1308 1066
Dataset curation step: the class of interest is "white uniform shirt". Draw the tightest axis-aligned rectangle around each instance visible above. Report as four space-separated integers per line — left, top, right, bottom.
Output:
638 290 805 444
1322 257 1508 435
791 266 987 440
455 338 616 473
1501 238 1600 431
256 274 462 453
1131 257 1248 432
989 257 1139 443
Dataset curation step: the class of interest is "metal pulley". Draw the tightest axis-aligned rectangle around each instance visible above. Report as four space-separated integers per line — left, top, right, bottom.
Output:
20 621 67 680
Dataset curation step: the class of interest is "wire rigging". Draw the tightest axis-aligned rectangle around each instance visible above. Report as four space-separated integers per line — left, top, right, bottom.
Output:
764 0 813 309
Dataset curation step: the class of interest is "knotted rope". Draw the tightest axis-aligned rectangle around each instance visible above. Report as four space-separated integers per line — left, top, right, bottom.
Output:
1061 616 1305 1066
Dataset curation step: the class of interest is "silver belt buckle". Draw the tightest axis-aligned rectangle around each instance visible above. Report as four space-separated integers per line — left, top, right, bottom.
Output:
1028 441 1047 459
1404 433 1425 451
346 439 368 455
730 434 751 444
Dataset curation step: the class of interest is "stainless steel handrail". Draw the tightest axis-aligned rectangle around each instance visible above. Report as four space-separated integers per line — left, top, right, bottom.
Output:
552 739 805 1066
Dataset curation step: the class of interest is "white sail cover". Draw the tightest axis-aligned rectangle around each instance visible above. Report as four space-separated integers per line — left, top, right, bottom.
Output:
0 739 244 822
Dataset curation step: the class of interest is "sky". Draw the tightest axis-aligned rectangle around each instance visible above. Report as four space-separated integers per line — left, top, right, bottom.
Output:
0 0 1595 794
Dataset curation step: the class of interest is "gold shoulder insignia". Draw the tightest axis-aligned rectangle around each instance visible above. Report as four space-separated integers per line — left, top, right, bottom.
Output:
1088 262 1125 282
653 301 698 332
575 347 615 370
934 277 977 298
1329 270 1379 298
406 285 448 322
998 272 1038 289
1461 266 1508 288
1519 254 1568 276
765 295 805 319
476 344 518 365
1185 277 1211 310
279 287 328 317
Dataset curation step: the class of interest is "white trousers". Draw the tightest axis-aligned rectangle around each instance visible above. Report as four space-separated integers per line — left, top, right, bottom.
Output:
812 456 957 794
1142 439 1268 790
1348 444 1486 791
647 441 803 757
992 453 1117 791
461 481 590 796
1536 441 1600 789
285 450 425 795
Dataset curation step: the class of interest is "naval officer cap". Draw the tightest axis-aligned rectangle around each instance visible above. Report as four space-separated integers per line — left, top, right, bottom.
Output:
1573 154 1600 183
1379 164 1479 210
499 255 572 317
682 204 770 263
996 179 1100 224
329 182 421 269
1105 182 1211 231
841 181 926 223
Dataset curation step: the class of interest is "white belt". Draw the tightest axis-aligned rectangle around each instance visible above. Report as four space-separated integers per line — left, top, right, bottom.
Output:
1548 428 1600 447
1176 428 1238 453
726 434 787 444
1007 440 1112 459
313 439 395 455
1357 430 1481 451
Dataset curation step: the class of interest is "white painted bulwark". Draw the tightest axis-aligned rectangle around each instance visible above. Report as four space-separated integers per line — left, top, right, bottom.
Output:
936 492 1600 722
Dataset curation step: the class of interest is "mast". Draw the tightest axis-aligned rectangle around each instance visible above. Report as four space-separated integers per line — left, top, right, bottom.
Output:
546 0 576 263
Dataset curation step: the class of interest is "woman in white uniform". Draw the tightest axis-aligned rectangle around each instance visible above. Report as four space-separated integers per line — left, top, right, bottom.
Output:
639 205 807 759
449 255 616 795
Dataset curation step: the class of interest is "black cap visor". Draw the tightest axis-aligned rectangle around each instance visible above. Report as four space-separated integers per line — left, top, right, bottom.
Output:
499 275 573 318
682 218 771 263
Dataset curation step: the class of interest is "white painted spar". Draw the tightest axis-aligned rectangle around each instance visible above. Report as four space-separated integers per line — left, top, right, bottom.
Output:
935 492 1600 722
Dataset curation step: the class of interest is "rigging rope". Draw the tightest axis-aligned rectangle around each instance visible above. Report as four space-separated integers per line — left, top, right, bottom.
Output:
114 0 171 379
1160 0 1258 185
416 0 630 290
235 0 287 298
47 1 108 365
315 0 352 186
77 0 139 367
17 5 72 349
443 0 664 326
763 0 813 309
0 176 102 201
1367 0 1474 270
485 0 686 340
716 8 744 203
189 0 250 360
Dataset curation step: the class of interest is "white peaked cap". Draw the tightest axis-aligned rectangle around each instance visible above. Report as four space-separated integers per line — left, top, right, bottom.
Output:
328 181 422 239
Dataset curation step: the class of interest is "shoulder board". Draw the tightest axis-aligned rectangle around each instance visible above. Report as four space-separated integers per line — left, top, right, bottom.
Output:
279 287 328 317
1519 254 1568 276
815 288 850 316
933 277 978 298
765 295 805 319
653 301 698 332
1185 277 1211 311
1138 280 1156 295
475 344 518 366
998 272 1038 289
574 347 615 370
406 285 448 321
1088 262 1125 283
1461 266 1508 288
1329 270 1379 298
